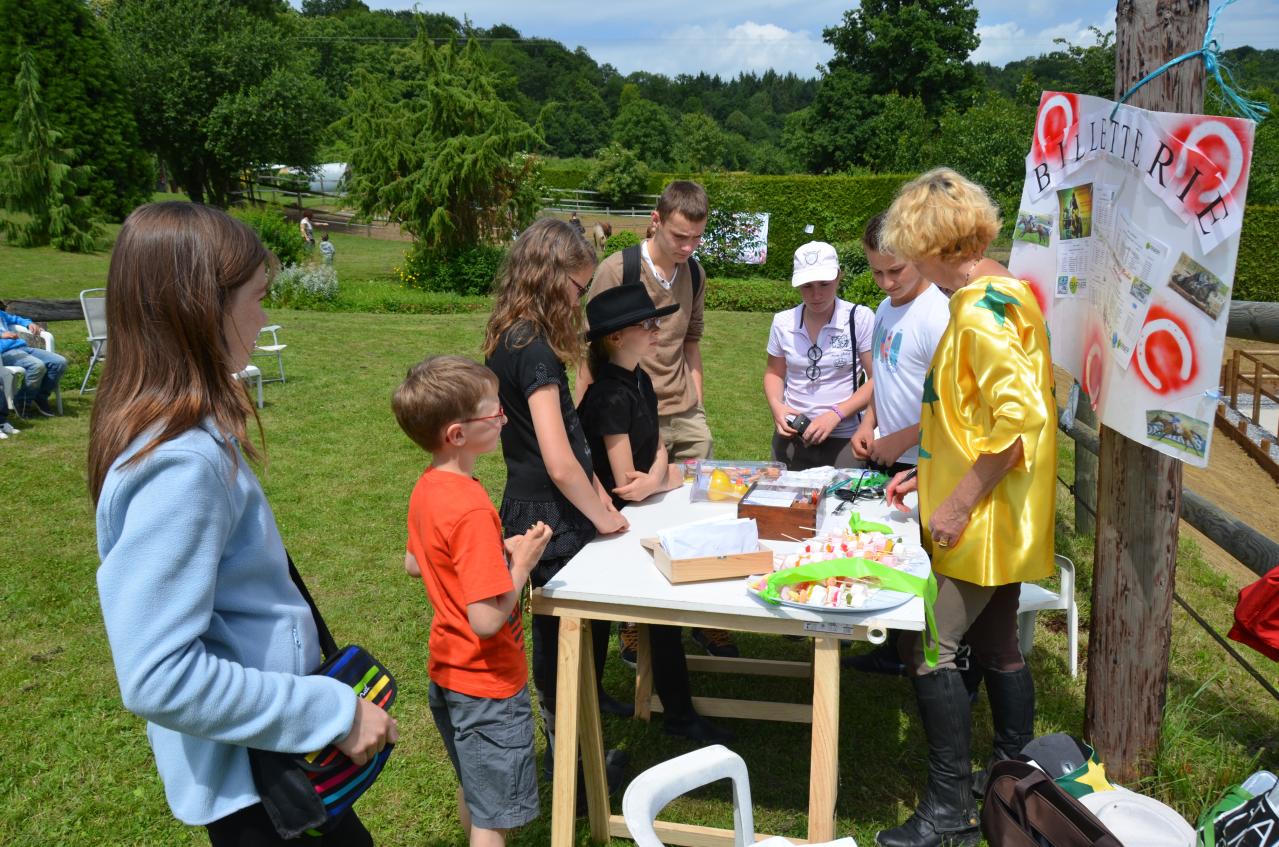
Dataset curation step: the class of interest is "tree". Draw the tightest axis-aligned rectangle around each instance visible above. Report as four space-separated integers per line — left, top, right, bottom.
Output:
0 0 152 219
0 51 101 252
108 0 334 206
587 142 648 207
612 97 676 167
344 35 542 252
860 93 935 173
541 78 610 157
1050 27 1116 98
823 0 981 114
927 92 1032 219
673 112 726 171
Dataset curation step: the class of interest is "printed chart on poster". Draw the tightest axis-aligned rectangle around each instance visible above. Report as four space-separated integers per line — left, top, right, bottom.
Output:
1008 91 1256 466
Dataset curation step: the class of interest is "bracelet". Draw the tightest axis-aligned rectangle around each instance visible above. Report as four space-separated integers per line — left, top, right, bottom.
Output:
827 406 845 421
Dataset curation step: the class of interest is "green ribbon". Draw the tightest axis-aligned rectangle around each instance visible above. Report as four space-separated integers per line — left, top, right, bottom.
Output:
758 557 939 667
847 512 892 534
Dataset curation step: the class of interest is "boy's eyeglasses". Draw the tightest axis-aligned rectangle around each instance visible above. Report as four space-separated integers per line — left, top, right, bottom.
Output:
805 343 824 381
639 317 663 331
462 406 506 424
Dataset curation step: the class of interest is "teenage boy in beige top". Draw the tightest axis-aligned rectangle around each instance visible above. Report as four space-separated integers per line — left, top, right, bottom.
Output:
577 180 739 659
577 181 712 460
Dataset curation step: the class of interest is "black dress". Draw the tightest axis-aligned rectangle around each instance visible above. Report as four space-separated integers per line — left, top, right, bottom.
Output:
485 324 607 717
577 361 661 511
486 324 597 565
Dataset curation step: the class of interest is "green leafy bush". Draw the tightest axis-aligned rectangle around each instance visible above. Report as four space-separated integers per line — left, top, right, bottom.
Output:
602 230 642 257
395 242 506 296
232 206 306 266
269 264 339 307
1236 204 1279 302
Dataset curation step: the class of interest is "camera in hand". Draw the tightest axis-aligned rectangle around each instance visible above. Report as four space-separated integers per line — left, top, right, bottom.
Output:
786 413 811 438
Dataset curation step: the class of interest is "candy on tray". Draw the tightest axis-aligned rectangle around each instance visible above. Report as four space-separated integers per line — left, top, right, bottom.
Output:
746 571 882 609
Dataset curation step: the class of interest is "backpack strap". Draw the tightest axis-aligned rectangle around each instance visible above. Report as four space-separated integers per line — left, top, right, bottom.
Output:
848 302 863 387
621 244 642 288
286 553 339 659
623 243 702 301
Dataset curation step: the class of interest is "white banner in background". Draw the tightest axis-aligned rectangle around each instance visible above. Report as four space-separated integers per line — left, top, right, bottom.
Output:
1009 91 1256 467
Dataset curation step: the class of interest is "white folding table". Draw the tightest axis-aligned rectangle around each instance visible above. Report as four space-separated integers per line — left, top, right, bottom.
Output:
531 484 928 846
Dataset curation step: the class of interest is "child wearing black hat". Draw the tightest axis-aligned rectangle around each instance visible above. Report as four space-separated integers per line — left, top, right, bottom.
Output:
576 285 735 745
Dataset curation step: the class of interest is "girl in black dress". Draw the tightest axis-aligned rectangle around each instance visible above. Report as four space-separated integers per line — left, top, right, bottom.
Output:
481 219 630 774
577 285 734 745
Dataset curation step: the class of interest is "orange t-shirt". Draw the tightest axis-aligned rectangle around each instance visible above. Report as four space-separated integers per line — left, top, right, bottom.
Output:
407 468 526 698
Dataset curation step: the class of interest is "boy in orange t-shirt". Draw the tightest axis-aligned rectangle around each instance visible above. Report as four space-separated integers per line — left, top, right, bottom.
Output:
393 355 551 846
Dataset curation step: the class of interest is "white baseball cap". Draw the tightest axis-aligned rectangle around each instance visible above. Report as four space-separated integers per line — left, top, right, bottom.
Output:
791 241 840 287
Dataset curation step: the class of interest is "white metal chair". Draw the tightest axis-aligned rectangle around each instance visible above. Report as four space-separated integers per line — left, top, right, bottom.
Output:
253 324 287 383
235 365 264 409
1017 554 1078 676
622 745 858 847
79 288 108 394
4 327 63 415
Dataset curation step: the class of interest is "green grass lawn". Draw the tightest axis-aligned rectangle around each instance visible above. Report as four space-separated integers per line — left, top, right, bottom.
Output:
1 298 1276 846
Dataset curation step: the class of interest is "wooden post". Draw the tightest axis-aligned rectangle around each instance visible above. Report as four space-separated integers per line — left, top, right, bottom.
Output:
1075 398 1098 536
1083 0 1207 784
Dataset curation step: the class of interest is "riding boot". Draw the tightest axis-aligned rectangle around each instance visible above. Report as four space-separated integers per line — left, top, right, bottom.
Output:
875 670 980 847
971 664 1036 798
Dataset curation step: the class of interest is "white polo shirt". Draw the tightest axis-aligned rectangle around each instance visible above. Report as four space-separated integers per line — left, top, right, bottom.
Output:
767 298 874 438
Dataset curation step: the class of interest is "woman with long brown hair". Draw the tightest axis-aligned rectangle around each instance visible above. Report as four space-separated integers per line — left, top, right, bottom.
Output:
90 202 397 846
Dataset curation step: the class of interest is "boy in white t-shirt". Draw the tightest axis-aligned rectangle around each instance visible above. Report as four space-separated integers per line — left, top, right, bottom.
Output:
852 213 951 476
847 213 951 678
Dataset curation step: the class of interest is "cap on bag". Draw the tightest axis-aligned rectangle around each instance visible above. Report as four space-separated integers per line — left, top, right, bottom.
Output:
791 241 841 287
586 284 679 341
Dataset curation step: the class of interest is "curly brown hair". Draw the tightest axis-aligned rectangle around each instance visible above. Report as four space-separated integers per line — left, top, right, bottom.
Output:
483 218 596 365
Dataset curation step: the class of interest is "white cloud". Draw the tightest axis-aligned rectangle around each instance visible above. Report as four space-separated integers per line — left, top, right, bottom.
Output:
588 21 834 78
973 11 1117 66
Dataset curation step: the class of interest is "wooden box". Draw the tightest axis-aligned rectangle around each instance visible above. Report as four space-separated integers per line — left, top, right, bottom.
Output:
736 481 827 541
640 537 774 584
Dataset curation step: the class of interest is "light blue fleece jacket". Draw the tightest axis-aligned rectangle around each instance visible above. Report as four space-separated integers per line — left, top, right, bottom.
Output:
95 421 356 826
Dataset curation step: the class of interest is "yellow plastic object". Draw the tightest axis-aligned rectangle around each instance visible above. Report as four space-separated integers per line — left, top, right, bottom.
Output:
706 468 738 501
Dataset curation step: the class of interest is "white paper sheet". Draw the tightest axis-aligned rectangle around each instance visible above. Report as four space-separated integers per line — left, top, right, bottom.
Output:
659 517 759 559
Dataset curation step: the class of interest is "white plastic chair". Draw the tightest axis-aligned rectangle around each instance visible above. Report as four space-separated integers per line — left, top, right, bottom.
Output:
253 324 286 383
1 363 23 414
1017 554 1078 676
235 365 264 409
4 326 63 415
622 745 857 847
79 288 108 394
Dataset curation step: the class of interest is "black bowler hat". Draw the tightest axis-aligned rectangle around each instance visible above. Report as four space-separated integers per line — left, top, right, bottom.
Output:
585 285 679 341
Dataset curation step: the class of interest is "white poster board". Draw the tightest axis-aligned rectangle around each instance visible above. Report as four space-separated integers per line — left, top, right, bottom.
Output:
1008 91 1256 466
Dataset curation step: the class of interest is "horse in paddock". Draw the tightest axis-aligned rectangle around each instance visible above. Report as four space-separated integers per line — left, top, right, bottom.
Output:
592 221 612 248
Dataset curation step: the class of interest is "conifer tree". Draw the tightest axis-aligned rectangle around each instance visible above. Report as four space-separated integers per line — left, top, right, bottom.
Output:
0 50 101 252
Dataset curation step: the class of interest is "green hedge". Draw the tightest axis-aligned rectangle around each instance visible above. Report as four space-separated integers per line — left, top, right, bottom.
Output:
1236 204 1279 302
703 270 884 313
695 174 907 279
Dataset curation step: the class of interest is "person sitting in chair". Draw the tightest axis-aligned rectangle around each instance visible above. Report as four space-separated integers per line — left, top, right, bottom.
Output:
0 301 66 417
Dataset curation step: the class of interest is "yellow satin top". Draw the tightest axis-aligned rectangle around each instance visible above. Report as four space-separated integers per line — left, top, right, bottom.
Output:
918 276 1056 587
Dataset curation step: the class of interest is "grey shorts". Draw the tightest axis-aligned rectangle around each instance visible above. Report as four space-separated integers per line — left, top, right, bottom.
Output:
428 681 539 831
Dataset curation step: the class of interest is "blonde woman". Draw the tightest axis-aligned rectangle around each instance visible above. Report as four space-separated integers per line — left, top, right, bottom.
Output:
876 169 1056 847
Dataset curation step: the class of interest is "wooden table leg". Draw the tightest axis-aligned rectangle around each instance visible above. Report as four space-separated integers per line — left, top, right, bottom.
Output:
551 616 583 847
634 622 653 721
808 636 841 843
578 621 610 842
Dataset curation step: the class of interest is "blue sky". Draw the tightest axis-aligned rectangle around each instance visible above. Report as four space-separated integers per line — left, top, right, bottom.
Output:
362 1 1279 76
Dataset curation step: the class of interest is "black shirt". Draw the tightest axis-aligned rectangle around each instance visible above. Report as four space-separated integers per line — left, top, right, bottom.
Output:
577 361 660 510
486 325 594 501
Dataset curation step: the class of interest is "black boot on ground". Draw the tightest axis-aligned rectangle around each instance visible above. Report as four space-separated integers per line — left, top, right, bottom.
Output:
971 664 1035 799
875 670 980 847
